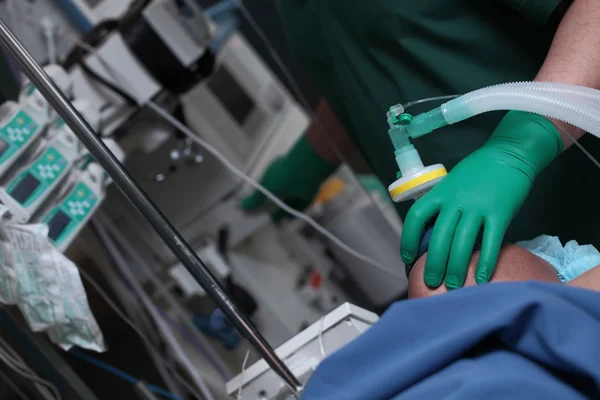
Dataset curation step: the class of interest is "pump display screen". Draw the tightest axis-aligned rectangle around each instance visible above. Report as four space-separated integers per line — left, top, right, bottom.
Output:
10 174 40 204
47 211 72 241
207 66 255 126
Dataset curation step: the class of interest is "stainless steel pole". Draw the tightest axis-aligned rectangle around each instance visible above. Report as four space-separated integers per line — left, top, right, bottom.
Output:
0 20 301 393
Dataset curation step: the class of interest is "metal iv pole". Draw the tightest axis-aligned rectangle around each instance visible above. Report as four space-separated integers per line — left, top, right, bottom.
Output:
0 19 302 394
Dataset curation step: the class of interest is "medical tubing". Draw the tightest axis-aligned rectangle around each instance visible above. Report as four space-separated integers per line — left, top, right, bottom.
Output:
91 219 214 400
501 82 600 108
67 10 401 282
441 83 600 138
95 213 233 381
402 94 461 110
146 101 402 279
70 349 182 400
555 124 600 169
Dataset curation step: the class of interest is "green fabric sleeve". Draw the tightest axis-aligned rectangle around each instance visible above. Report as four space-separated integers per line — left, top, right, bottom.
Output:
240 134 338 215
286 135 339 193
500 0 564 25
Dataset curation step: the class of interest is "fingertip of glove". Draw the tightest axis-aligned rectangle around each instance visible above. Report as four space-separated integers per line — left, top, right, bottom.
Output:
424 273 442 288
445 277 460 290
476 272 490 284
401 251 414 265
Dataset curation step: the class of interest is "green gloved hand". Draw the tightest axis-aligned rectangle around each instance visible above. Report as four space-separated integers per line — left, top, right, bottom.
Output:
240 135 337 221
401 111 564 289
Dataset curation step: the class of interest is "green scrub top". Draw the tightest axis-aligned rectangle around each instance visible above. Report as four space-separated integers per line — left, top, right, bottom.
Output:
278 0 600 248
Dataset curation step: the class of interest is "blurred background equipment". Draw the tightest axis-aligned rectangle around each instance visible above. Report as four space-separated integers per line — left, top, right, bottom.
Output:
0 0 406 398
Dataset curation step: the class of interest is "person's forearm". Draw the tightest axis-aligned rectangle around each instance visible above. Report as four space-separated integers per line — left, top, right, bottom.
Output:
567 265 600 291
535 0 600 148
306 99 357 164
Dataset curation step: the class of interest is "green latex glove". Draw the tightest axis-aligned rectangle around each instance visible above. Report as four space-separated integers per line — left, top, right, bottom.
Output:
240 135 338 221
401 111 564 289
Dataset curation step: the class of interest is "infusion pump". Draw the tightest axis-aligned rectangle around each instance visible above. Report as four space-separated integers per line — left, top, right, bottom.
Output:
102 30 309 269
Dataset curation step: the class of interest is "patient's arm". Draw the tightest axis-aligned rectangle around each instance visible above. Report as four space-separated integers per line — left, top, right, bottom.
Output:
567 266 600 292
409 244 561 299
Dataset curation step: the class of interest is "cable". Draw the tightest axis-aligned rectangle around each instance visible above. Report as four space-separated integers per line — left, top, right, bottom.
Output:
75 268 199 399
95 213 233 381
0 347 62 400
66 0 600 281
0 369 30 400
238 2 406 267
83 239 189 399
77 268 156 353
0 338 25 362
236 350 250 400
78 60 137 106
40 18 57 65
90 219 214 400
146 101 402 278
0 338 58 400
171 369 207 400
556 125 600 169
402 94 461 110
0 341 61 400
62 19 120 69
257 0 600 181
239 1 355 169
63 7 600 282
69 350 182 400
63 12 403 278
155 307 231 381
318 316 326 360
350 319 365 334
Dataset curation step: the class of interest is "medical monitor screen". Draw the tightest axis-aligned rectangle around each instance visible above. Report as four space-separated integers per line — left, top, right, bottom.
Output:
207 66 255 126
48 211 72 241
11 174 40 204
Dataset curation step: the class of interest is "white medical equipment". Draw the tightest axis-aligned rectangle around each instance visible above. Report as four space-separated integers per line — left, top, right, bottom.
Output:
142 0 211 68
41 162 104 252
0 104 45 177
226 303 378 400
0 129 80 223
19 65 72 122
181 32 309 179
0 99 99 223
103 31 308 269
0 65 71 178
39 137 127 252
323 195 407 306
0 4 392 399
36 116 122 251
